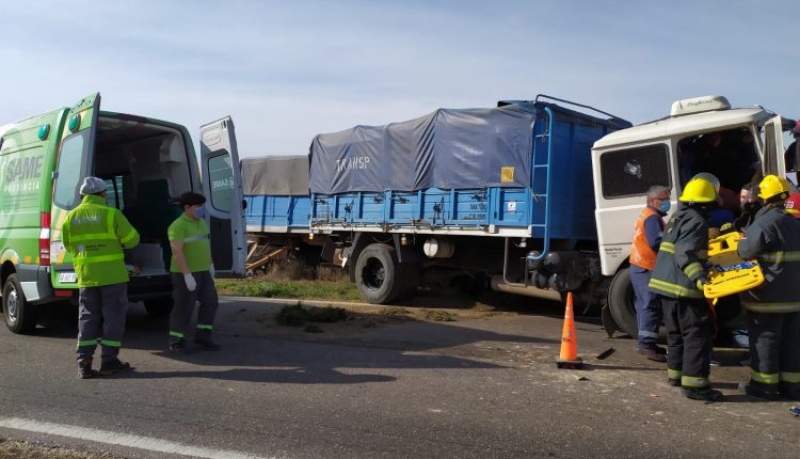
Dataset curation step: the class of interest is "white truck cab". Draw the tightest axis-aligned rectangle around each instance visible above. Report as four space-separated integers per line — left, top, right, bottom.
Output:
591 95 789 336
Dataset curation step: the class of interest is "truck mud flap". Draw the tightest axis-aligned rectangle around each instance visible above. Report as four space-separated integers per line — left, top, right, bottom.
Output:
601 304 620 338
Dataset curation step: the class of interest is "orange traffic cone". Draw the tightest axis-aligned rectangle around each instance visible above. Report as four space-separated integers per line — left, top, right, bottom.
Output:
556 292 583 369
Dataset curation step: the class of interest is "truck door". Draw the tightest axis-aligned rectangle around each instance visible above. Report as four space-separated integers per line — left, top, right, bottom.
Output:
200 116 246 276
762 116 785 177
51 93 101 281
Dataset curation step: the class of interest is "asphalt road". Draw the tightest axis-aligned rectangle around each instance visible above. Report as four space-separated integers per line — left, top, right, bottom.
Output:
0 297 798 459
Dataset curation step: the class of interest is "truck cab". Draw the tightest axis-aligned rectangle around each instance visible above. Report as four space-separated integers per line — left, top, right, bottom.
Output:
592 95 790 336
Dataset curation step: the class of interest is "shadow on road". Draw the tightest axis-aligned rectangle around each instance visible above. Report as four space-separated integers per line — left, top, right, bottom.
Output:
27 298 557 385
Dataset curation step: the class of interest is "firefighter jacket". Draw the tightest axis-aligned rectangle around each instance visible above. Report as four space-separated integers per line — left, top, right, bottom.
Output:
629 206 665 270
648 204 709 299
737 205 800 313
63 194 140 288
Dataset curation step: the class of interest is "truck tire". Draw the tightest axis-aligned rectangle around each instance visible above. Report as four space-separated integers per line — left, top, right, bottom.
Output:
2 274 38 334
607 268 639 338
144 297 174 318
354 243 403 304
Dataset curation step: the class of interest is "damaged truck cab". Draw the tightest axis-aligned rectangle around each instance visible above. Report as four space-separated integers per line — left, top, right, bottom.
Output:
594 95 790 336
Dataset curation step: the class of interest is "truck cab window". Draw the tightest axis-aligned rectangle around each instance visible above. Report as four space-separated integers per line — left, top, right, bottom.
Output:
677 128 759 210
600 144 670 198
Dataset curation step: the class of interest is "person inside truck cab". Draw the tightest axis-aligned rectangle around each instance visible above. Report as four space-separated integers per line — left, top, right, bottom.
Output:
684 130 758 211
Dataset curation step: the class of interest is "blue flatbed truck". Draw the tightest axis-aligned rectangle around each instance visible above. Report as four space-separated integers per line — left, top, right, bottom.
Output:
243 95 630 309
242 94 792 337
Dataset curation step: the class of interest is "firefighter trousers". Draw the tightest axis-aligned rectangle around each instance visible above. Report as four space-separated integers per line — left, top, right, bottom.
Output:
169 271 219 345
660 296 713 387
76 283 129 363
747 311 800 391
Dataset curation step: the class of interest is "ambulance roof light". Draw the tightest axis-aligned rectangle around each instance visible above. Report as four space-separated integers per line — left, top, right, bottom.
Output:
670 95 731 117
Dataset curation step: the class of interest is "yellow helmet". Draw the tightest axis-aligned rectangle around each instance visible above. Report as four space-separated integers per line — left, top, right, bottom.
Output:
757 175 793 201
679 176 717 203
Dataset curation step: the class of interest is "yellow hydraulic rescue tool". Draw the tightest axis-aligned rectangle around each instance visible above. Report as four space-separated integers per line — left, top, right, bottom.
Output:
703 231 764 299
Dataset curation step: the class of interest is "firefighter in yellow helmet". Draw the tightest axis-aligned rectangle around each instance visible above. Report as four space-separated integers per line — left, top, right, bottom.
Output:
736 174 800 400
649 175 723 401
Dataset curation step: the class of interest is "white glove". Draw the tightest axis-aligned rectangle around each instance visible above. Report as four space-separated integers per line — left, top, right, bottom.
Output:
184 273 197 291
209 264 215 279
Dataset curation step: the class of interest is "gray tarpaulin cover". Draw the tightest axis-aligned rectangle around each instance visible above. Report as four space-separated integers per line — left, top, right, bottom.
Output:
309 103 537 194
241 156 309 196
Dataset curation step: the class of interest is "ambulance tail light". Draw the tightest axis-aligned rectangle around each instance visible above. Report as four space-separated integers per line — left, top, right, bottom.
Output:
40 212 51 266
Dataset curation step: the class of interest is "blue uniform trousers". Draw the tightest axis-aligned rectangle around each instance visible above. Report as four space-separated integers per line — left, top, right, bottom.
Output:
630 265 662 348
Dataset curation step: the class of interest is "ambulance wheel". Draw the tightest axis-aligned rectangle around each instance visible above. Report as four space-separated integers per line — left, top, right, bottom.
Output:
2 274 38 334
607 268 639 338
355 243 403 304
144 298 174 318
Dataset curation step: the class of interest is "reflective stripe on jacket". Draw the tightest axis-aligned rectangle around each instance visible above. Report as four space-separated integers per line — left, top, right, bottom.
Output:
737 205 800 313
630 206 664 270
62 194 140 287
648 205 708 299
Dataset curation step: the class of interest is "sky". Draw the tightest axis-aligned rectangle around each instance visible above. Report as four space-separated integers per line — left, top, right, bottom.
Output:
0 0 797 159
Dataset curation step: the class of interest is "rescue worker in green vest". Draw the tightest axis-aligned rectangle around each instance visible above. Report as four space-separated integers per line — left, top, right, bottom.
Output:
168 191 220 353
62 176 140 379
649 175 723 402
737 175 800 401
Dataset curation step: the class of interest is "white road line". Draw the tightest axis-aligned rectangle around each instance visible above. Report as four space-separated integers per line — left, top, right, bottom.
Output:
0 417 278 459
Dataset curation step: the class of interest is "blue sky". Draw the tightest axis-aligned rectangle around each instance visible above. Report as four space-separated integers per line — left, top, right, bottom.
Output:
0 1 797 158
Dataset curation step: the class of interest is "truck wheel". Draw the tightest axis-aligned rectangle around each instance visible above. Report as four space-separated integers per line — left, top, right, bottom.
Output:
144 298 174 317
607 268 639 338
2 274 38 334
354 243 403 304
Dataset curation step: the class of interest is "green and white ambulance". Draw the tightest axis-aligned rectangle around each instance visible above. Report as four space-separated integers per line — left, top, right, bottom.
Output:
0 93 245 334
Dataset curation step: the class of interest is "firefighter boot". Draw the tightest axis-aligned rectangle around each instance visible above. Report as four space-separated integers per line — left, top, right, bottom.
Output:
78 358 98 380
739 381 781 401
683 386 724 402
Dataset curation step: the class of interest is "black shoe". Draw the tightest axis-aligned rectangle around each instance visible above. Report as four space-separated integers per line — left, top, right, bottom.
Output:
78 359 98 380
779 384 800 401
638 346 667 362
739 382 781 401
654 345 667 355
169 340 191 355
193 339 221 351
99 359 133 376
683 387 724 402
780 390 800 401
667 378 681 387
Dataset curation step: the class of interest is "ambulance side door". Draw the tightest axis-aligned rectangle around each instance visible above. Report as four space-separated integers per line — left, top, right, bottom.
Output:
200 116 246 276
51 93 101 283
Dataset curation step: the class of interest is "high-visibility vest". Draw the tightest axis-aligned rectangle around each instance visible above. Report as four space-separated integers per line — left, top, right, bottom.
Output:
62 194 140 287
629 206 662 270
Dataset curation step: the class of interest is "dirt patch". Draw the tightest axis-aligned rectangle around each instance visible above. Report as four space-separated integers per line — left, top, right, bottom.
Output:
0 439 120 459
230 299 509 340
